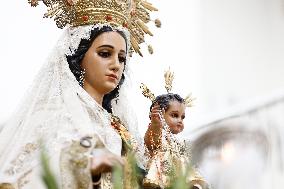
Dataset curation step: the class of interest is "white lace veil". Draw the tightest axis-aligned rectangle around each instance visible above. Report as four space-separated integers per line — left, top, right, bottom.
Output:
0 24 145 183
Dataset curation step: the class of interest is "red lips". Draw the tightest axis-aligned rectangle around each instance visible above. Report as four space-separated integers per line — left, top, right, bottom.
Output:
106 73 118 80
177 124 184 129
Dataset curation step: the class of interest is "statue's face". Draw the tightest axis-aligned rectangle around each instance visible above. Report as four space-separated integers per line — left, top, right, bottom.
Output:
164 101 186 134
81 31 126 95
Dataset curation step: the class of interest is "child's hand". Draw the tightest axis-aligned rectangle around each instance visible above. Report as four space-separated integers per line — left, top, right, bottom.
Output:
150 104 164 128
145 104 165 152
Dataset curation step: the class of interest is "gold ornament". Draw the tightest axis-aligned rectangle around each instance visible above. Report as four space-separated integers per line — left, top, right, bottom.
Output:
164 68 174 93
28 0 160 56
184 93 196 107
28 0 39 6
154 18 161 28
140 83 156 102
147 45 153 54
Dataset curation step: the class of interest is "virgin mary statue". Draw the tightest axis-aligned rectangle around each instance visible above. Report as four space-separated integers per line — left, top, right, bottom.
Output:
0 0 160 188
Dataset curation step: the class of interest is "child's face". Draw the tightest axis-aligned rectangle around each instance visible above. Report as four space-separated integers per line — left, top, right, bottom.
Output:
164 100 186 134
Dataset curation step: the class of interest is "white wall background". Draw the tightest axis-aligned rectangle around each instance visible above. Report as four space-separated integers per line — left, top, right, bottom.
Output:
197 0 284 125
1 0 284 135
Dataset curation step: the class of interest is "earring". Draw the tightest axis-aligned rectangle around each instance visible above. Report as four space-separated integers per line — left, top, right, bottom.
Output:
79 68 86 87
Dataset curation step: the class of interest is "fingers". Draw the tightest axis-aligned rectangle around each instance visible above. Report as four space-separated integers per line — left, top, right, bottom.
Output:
90 150 124 175
162 108 165 115
151 111 160 119
151 103 161 113
107 154 125 167
100 157 121 172
150 104 163 127
150 104 162 118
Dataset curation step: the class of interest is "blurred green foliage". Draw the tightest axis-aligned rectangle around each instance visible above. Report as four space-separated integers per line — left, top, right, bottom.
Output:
41 150 198 189
40 150 59 189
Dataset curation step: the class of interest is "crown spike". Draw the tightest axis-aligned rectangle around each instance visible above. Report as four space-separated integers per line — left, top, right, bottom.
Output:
148 45 153 54
164 68 174 93
130 36 143 57
141 1 158 11
154 19 161 28
184 93 196 107
137 20 153 36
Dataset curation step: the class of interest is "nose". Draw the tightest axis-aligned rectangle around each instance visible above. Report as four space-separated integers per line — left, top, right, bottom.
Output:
110 56 121 72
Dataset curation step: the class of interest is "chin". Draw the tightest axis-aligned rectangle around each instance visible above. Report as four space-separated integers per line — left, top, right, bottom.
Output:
171 127 183 134
170 129 179 134
103 83 118 94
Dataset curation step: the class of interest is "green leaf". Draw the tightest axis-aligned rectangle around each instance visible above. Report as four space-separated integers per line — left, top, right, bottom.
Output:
40 149 59 189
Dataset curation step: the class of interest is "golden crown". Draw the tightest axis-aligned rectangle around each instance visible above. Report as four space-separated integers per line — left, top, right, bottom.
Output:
140 68 195 107
28 0 160 56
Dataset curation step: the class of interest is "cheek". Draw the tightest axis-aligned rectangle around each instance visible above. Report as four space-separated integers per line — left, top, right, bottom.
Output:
167 117 177 127
119 64 125 73
83 50 96 64
88 64 99 77
117 65 125 80
85 62 105 83
92 56 107 71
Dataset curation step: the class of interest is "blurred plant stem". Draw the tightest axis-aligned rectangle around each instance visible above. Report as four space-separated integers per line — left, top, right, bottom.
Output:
113 163 123 189
113 152 142 189
40 149 59 189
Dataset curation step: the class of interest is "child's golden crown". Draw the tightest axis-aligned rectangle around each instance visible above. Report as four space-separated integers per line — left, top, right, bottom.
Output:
140 68 195 107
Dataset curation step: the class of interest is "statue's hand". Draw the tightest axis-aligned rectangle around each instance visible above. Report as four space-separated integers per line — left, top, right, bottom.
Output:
90 148 124 176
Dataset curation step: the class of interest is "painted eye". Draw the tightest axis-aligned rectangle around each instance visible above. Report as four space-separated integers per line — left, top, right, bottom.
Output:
98 51 111 58
118 56 126 64
171 113 178 118
181 115 185 120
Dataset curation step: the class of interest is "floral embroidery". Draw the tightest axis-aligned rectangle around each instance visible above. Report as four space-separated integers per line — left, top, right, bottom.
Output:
60 140 92 189
17 170 32 188
0 170 31 189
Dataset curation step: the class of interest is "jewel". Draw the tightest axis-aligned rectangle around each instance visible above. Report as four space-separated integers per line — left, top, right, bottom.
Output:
123 22 128 28
130 10 136 17
29 0 39 7
105 15 112 21
82 15 89 21
66 0 74 6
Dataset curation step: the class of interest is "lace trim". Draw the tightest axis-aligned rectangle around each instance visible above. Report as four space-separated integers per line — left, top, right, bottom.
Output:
0 170 32 189
4 143 39 176
17 170 32 189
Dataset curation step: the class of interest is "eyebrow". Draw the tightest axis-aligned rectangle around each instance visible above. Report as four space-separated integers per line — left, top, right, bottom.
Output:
169 110 185 114
170 111 179 113
97 45 126 54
